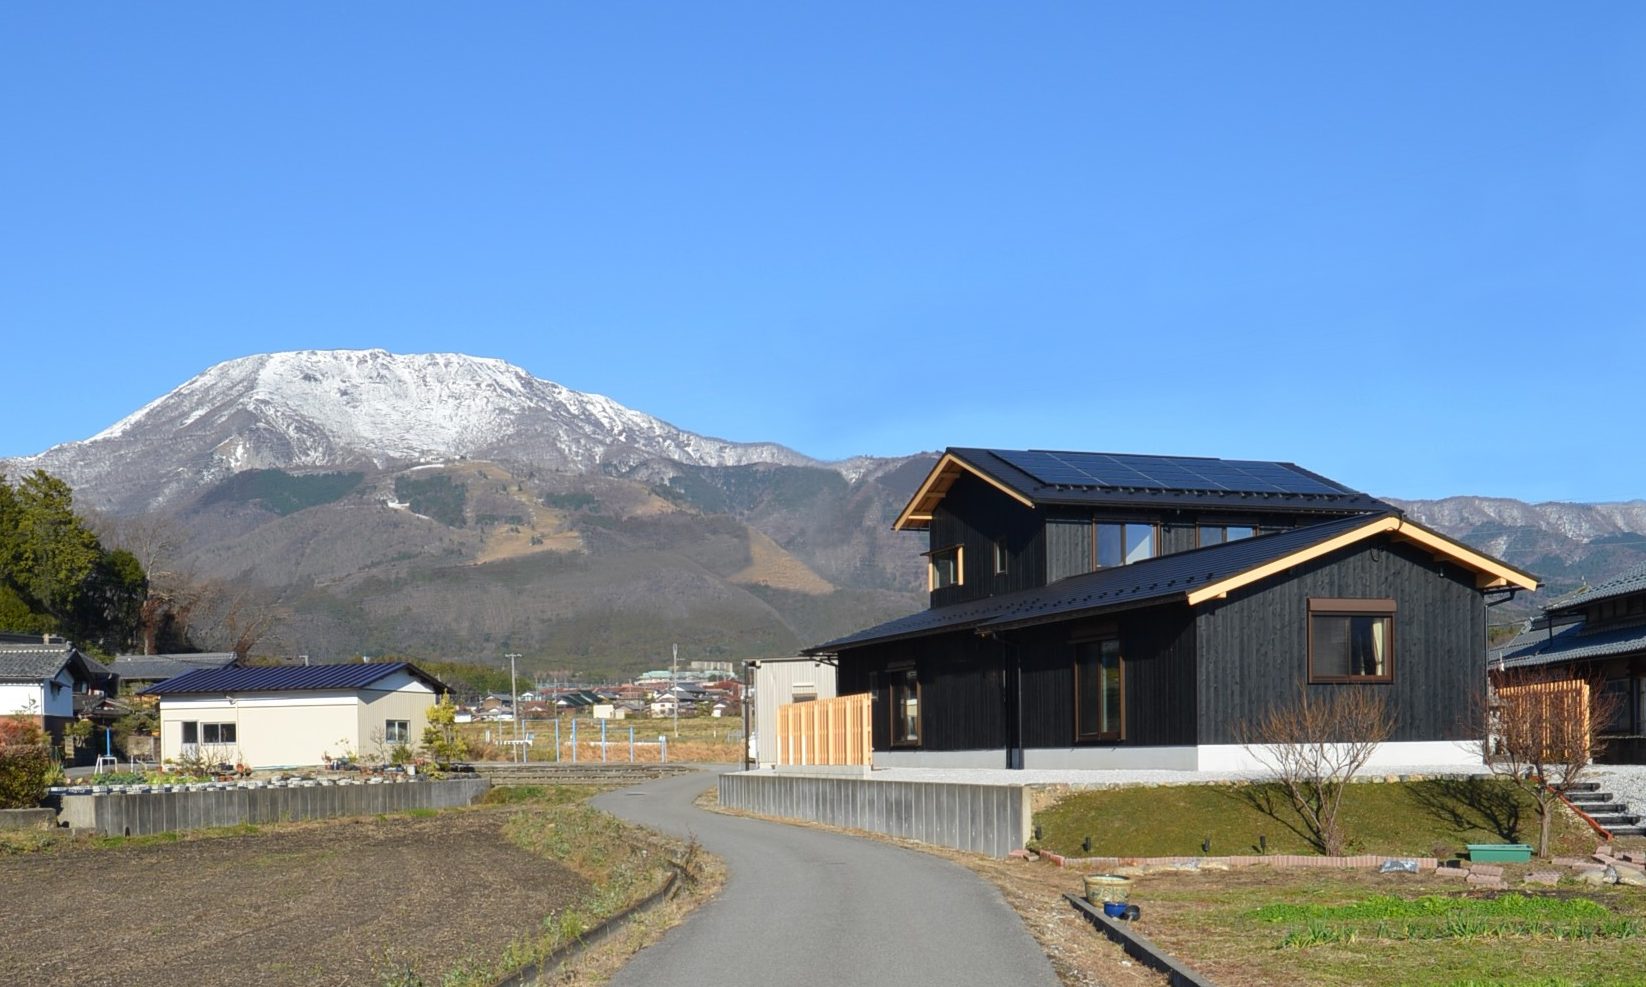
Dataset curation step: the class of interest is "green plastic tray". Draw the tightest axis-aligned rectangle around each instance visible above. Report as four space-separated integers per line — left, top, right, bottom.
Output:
1466 843 1533 863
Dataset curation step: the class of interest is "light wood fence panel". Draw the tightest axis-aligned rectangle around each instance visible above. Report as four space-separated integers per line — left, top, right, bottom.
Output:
776 693 871 766
1496 678 1590 763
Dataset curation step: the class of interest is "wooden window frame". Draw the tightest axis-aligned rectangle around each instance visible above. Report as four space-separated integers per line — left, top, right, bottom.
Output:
1307 597 1396 684
1090 520 1159 571
1073 637 1125 742
888 667 922 748
926 544 963 591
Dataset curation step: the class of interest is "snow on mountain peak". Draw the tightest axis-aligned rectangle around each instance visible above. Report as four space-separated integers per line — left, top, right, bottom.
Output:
15 348 823 511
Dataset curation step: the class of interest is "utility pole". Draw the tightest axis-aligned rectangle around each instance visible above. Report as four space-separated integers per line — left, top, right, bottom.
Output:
506 653 523 762
672 643 679 739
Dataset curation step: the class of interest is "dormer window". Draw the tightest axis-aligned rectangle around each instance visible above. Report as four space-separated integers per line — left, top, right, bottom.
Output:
928 546 962 590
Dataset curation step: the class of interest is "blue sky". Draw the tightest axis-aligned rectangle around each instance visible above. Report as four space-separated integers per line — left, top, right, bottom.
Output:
3 3 1644 503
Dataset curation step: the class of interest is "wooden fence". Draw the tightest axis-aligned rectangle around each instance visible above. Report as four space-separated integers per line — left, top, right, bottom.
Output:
1495 678 1590 763
776 693 871 766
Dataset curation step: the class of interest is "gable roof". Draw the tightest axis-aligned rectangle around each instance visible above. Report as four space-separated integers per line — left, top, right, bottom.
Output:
111 653 239 683
1544 562 1646 614
1496 618 1646 670
0 643 112 685
894 448 1391 530
141 661 446 696
808 513 1537 653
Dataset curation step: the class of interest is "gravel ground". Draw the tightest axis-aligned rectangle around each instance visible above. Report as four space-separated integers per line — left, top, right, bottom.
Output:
1590 764 1646 812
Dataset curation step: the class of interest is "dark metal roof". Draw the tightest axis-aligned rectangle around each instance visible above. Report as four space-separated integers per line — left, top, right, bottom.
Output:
1496 619 1646 670
951 447 1390 514
807 512 1391 653
141 661 447 695
1545 562 1646 613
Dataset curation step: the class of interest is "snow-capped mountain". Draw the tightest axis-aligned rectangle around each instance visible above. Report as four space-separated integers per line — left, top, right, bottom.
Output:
7 349 827 512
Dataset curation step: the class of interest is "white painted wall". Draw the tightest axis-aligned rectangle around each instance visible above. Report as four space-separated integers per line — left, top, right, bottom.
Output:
0 683 47 718
159 682 440 769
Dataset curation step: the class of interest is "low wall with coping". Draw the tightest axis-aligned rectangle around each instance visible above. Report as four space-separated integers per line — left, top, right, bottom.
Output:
59 778 492 837
718 771 1029 857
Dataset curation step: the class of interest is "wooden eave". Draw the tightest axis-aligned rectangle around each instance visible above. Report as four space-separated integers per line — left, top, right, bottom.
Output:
1184 515 1539 606
892 452 1036 531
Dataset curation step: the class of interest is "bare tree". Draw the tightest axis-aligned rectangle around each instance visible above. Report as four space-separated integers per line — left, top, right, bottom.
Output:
1472 667 1623 857
177 579 289 658
1238 686 1394 855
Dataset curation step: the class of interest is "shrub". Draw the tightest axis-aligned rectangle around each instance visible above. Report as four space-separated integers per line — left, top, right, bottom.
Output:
0 716 56 808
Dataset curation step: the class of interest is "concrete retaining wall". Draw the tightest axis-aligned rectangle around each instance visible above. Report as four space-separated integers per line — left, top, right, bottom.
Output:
59 779 491 837
0 808 56 830
718 771 1029 857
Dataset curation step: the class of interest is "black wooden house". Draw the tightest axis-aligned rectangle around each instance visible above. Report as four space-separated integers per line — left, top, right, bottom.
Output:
805 449 1538 770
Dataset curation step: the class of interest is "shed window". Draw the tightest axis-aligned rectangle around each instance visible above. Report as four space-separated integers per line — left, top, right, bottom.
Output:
928 546 962 590
181 721 198 745
1074 638 1123 741
201 722 237 744
889 668 920 747
385 720 410 744
1308 598 1395 683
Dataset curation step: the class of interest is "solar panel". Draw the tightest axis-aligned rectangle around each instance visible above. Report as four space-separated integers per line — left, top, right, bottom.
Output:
992 449 1349 496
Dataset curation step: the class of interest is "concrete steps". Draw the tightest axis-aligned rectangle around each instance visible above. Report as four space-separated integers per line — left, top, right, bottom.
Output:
1568 784 1646 837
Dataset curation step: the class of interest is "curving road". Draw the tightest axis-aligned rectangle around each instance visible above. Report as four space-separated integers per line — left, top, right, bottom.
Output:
592 770 1061 987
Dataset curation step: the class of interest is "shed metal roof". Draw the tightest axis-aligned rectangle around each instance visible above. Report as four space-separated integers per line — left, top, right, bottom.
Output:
141 661 446 695
811 511 1537 654
809 513 1388 653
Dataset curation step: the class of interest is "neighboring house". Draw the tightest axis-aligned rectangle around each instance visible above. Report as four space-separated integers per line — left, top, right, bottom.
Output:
142 662 448 769
1494 562 1646 763
747 656 838 767
110 652 239 694
0 636 116 745
804 448 1539 771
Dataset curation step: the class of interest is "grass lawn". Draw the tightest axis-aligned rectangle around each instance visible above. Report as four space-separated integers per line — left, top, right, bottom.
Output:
1034 778 1599 859
1128 868 1646 987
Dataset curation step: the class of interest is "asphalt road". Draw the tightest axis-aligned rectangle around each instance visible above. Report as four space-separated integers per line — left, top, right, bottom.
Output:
592 770 1062 987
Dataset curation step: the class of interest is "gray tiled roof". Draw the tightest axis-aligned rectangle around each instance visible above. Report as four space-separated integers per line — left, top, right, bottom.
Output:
111 653 239 682
1546 562 1646 613
1496 619 1646 670
0 644 75 682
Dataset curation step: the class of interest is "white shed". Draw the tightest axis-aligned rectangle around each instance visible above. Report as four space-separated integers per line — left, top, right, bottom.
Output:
747 657 837 767
143 662 446 770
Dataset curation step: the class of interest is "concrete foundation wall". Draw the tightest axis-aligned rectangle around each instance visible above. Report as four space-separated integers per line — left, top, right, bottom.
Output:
718 771 1028 857
59 779 491 837
0 808 56 830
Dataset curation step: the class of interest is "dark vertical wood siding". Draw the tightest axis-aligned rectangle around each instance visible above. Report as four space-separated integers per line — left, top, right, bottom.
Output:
929 474 1045 606
1194 535 1485 744
1012 607 1198 748
1045 513 1092 582
837 633 1009 753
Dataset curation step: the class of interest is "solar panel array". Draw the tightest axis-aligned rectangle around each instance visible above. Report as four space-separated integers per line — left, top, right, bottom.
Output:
992 450 1346 495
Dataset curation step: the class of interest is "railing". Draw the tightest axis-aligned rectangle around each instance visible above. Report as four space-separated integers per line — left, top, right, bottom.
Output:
776 693 871 766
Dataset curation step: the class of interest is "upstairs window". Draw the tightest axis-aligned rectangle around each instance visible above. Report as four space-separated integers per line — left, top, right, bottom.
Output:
1096 522 1156 568
992 538 1009 575
1198 524 1255 546
928 546 962 590
1308 598 1395 682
